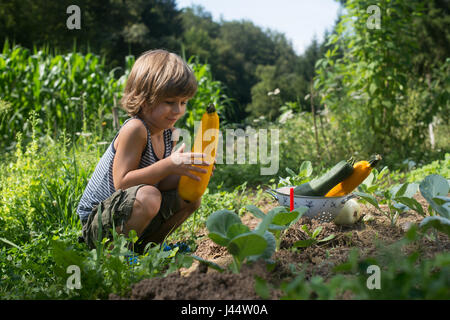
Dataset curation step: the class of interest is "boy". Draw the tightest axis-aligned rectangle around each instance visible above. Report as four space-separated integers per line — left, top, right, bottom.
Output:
77 49 211 254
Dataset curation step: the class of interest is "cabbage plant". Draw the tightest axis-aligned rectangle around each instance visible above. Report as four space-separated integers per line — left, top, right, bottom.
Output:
206 206 306 273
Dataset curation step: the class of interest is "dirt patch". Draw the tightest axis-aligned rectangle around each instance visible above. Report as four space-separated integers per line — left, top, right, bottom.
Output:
110 194 449 300
111 260 283 300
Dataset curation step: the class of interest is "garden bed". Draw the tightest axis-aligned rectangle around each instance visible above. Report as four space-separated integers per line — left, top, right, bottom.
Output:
110 194 449 300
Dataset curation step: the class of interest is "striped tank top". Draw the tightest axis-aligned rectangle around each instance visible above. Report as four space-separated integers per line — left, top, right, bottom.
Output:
76 116 174 222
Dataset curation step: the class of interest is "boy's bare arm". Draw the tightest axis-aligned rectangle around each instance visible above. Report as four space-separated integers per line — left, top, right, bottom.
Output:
113 120 172 190
113 122 209 190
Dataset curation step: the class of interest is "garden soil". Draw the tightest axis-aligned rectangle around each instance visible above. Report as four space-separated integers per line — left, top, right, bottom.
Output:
109 193 449 300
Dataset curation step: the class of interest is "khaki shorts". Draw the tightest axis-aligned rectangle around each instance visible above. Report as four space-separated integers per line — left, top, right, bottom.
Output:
81 184 182 253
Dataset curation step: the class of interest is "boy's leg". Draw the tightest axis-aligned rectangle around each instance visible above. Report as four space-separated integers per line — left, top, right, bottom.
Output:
117 185 162 237
134 193 201 253
143 197 201 244
82 183 201 252
82 184 158 250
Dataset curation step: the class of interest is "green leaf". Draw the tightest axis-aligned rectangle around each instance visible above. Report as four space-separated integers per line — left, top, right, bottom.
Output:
0 237 23 251
248 231 276 262
391 183 408 197
272 206 307 228
208 232 230 247
435 203 450 219
190 255 225 273
206 209 242 240
361 171 375 188
318 234 336 243
293 239 317 248
227 223 250 240
395 196 425 216
255 207 285 236
391 183 418 198
420 175 449 217
315 59 324 69
312 226 323 239
285 167 297 177
369 83 377 95
228 232 268 261
254 276 271 299
420 216 450 237
420 175 449 199
299 161 313 177
377 166 389 180
301 224 313 237
353 191 381 211
245 205 266 219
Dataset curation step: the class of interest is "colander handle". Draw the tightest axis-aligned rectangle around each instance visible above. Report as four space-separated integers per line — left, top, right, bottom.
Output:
264 189 278 201
341 193 358 204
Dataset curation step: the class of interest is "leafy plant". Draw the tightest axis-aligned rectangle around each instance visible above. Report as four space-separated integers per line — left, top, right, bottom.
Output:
278 160 313 188
355 181 419 226
333 226 450 299
413 174 450 240
418 175 449 218
279 224 450 300
49 226 193 299
206 209 283 273
245 205 307 251
389 174 449 220
314 0 448 167
420 216 450 237
292 225 336 248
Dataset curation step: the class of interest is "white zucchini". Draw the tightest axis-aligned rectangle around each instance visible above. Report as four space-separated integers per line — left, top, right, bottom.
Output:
333 199 361 225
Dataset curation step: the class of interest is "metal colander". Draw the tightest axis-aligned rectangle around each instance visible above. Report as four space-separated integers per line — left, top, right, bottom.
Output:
265 186 357 223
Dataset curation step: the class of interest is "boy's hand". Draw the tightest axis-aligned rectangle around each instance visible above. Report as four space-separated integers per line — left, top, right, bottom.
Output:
167 143 211 181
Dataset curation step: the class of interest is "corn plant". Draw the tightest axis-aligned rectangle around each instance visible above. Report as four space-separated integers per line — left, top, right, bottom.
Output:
0 42 131 149
0 41 229 151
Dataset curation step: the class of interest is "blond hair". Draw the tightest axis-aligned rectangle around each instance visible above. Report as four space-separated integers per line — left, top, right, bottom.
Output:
120 49 197 116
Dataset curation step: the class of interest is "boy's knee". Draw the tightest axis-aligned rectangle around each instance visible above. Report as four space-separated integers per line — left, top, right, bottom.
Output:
135 185 162 220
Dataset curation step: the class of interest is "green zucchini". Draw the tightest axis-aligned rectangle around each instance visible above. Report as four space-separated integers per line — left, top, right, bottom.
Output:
294 158 355 197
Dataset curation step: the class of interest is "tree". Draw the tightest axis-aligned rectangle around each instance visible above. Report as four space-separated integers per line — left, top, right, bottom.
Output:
0 0 184 68
314 0 449 165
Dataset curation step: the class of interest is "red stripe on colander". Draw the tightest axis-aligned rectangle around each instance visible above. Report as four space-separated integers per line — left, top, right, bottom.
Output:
290 187 294 211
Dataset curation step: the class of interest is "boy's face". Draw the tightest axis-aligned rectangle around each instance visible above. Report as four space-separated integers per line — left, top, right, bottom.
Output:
143 96 188 130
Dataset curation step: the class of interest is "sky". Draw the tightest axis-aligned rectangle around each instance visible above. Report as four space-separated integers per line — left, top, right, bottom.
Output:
176 0 342 55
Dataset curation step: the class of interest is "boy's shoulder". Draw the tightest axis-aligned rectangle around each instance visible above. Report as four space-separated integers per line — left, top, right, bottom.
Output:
115 118 148 150
121 118 148 137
